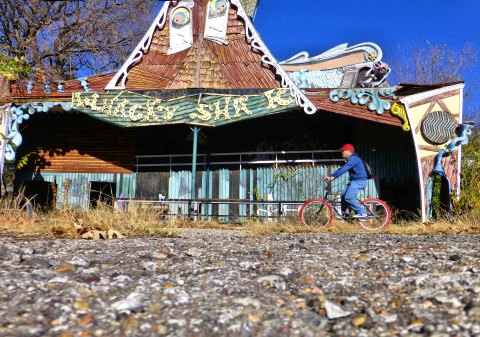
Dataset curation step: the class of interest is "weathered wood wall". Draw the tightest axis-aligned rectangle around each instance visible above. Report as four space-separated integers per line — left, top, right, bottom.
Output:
19 113 135 173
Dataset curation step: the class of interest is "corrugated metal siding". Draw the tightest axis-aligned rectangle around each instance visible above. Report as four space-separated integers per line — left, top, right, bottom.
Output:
16 172 136 209
16 165 379 216
354 120 417 184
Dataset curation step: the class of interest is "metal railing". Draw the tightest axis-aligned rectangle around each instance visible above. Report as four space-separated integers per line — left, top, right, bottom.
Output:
115 198 305 222
135 150 344 171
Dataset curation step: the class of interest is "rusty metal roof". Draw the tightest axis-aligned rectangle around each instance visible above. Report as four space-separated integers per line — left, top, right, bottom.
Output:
305 89 404 128
122 0 279 90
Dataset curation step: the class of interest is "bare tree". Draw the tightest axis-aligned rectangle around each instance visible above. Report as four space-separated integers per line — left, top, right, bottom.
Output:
390 41 479 122
0 0 158 80
390 42 477 84
390 41 478 102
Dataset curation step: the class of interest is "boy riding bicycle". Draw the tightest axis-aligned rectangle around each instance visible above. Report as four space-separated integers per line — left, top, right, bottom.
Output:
326 144 367 219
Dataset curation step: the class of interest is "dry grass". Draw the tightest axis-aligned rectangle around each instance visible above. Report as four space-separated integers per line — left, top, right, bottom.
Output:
243 211 480 236
1 194 479 238
0 199 182 238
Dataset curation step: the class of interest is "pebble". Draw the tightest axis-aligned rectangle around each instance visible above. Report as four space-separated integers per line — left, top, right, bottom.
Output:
0 232 479 336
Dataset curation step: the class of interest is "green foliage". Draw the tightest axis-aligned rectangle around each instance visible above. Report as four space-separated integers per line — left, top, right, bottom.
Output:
268 170 299 189
15 152 37 170
454 130 480 213
0 49 32 80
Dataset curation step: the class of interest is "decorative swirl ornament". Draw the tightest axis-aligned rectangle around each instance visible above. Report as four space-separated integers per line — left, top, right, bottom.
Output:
329 88 397 114
390 103 410 132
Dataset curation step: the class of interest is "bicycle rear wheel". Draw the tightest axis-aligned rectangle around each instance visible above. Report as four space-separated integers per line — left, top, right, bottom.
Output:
299 199 333 228
357 198 391 230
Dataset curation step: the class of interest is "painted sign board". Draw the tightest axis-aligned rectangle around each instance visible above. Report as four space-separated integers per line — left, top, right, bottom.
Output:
71 89 297 128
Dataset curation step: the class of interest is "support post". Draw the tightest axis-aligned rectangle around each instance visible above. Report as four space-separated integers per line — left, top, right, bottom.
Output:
190 127 200 220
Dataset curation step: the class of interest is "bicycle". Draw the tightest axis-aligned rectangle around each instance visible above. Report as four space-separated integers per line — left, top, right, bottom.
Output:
299 180 391 230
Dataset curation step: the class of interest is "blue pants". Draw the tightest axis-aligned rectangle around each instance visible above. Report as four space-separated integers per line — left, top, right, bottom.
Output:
341 180 368 216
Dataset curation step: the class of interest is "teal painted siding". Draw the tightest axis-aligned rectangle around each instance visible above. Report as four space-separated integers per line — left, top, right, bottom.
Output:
16 165 378 217
16 172 136 209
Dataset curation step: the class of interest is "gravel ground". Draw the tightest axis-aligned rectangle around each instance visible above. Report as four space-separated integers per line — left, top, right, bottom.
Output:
1 229 480 337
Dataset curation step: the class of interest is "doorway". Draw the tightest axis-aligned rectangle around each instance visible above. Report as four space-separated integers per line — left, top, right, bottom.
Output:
89 182 116 208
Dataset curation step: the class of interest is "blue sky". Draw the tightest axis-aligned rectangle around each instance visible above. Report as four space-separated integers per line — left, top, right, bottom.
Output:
254 0 480 117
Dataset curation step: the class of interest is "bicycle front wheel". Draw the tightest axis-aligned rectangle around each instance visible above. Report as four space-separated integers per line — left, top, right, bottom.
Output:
357 198 391 230
299 199 333 228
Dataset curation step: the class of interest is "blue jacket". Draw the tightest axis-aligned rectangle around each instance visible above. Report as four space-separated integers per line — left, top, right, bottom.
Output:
332 153 368 181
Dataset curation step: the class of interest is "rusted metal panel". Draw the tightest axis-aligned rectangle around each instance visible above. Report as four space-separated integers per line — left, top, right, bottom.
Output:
18 113 135 174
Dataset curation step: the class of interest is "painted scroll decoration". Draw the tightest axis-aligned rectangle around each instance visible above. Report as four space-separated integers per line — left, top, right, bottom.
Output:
390 103 410 132
329 88 396 114
204 0 230 45
168 0 194 55
280 42 384 65
280 43 392 89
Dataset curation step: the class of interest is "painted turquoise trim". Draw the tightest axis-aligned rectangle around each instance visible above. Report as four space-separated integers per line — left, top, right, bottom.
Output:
290 69 344 89
79 78 91 92
191 127 200 199
329 88 397 114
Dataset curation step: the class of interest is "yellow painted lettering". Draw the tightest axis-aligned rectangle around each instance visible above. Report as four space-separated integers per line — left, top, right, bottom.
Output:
74 92 85 108
100 99 112 115
108 93 122 116
157 103 178 121
264 89 291 109
233 96 251 117
190 103 212 121
129 104 144 121
145 99 160 121
213 97 231 120
89 93 100 111
113 98 130 118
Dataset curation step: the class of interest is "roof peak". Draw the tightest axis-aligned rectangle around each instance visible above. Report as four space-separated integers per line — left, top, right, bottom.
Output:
105 0 316 114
